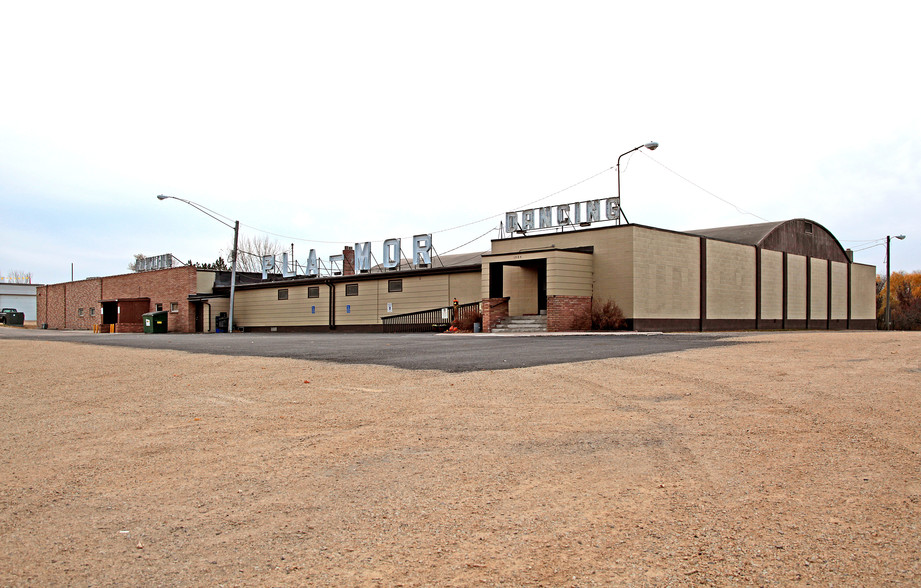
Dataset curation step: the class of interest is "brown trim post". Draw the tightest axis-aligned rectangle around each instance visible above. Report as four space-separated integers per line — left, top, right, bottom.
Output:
827 259 832 330
782 252 788 330
805 256 811 329
755 246 762 330
699 237 707 332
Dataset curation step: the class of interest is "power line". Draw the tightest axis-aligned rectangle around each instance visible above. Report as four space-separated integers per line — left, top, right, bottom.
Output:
228 164 617 247
639 151 769 222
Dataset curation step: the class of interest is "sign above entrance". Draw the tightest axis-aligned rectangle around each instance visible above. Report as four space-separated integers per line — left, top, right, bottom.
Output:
505 198 621 235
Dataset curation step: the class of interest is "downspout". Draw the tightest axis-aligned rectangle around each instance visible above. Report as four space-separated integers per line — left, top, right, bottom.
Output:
326 281 336 330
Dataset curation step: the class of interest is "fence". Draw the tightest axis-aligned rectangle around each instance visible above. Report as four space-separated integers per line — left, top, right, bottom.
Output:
381 301 481 333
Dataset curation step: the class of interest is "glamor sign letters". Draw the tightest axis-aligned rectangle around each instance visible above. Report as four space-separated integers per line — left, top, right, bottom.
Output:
261 234 433 280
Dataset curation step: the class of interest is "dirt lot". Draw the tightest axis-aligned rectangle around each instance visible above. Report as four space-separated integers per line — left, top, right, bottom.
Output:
1 331 920 586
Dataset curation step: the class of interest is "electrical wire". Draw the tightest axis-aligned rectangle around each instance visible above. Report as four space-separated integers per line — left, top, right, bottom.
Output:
227 164 617 247
439 225 499 255
639 151 769 222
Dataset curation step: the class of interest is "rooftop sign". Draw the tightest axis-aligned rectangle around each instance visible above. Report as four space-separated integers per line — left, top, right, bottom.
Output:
505 198 621 234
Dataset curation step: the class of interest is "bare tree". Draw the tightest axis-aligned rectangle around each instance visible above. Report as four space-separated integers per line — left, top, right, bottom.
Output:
2 270 33 283
225 234 284 272
128 253 146 272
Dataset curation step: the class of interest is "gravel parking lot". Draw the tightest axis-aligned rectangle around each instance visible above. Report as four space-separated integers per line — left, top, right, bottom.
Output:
1 329 920 585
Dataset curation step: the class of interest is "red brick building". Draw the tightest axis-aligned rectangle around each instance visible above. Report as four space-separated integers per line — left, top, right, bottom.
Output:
37 266 219 333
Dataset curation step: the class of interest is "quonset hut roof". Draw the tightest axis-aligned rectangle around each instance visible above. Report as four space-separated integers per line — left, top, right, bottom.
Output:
687 219 851 263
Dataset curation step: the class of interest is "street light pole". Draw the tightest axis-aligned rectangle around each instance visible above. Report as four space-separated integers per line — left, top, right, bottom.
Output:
885 234 906 331
157 195 239 333
617 141 658 225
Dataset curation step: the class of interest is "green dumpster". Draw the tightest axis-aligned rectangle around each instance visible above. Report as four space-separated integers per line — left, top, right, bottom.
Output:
142 310 169 334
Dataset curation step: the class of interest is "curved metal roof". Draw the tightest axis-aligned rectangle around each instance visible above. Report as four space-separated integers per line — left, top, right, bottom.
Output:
687 219 850 263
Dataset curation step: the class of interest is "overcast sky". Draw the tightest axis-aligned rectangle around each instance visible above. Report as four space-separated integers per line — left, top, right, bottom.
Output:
2 1 919 285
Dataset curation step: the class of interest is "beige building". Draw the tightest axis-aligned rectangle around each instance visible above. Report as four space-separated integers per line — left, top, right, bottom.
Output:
37 218 875 333
211 218 876 333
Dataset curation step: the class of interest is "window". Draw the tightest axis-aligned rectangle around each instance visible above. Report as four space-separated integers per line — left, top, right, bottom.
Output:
170 302 179 312
89 307 95 317
308 286 320 298
804 222 813 234
78 308 84 317
156 303 163 311
277 289 289 301
388 279 403 293
345 283 359 296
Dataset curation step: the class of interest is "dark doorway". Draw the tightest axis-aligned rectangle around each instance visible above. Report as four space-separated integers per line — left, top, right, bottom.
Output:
488 258 547 314
101 301 118 325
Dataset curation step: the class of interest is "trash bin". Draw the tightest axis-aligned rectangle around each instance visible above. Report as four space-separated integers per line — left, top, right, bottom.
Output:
215 312 228 333
142 310 169 334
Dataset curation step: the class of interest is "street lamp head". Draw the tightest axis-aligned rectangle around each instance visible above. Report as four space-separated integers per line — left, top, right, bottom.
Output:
156 194 169 200
644 141 659 151
896 235 906 240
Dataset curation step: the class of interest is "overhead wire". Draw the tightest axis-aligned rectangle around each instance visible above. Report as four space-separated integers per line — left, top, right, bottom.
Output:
224 164 617 252
639 151 769 222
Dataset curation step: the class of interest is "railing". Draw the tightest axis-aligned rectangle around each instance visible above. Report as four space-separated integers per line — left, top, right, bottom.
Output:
381 301 481 333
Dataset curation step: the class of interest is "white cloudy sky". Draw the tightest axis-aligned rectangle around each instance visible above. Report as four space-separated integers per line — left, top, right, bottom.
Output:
2 1 919 284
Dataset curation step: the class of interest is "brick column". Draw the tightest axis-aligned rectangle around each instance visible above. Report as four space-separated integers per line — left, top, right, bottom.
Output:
482 297 510 333
547 295 592 332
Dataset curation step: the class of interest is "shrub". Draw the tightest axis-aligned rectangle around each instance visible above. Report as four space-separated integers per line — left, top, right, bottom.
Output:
456 307 483 332
590 298 626 331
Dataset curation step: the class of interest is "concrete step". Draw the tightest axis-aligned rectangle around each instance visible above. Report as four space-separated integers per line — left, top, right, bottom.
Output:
493 315 547 333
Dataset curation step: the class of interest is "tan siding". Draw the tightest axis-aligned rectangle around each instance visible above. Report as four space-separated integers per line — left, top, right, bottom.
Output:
546 254 593 297
705 240 756 320
850 263 877 320
196 271 216 294
830 262 848 320
448 272 481 304
760 249 783 320
504 266 539 315
336 281 380 325
488 226 636 315
810 260 828 319
786 255 807 319
379 274 450 318
234 284 327 327
633 228 700 319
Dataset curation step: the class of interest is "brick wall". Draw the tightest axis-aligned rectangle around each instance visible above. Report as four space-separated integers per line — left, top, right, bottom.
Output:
547 295 591 332
102 266 199 332
37 266 200 332
482 297 509 333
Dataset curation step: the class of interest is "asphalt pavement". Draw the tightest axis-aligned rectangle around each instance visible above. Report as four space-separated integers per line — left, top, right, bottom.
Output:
1 328 746 372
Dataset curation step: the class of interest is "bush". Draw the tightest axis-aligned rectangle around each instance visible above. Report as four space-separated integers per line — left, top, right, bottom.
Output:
586 298 626 331
456 307 483 332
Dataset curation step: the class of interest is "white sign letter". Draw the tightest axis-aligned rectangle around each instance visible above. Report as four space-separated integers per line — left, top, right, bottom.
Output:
412 234 432 266
281 252 294 278
586 200 601 222
383 238 401 270
305 249 318 277
261 255 275 280
605 197 621 221
354 241 372 273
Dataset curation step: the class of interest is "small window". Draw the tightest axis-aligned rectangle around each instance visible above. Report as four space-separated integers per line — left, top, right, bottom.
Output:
308 286 320 298
804 222 813 234
170 302 179 312
388 279 403 293
78 308 84 317
345 283 359 296
89 307 95 317
156 303 163 312
277 289 288 301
